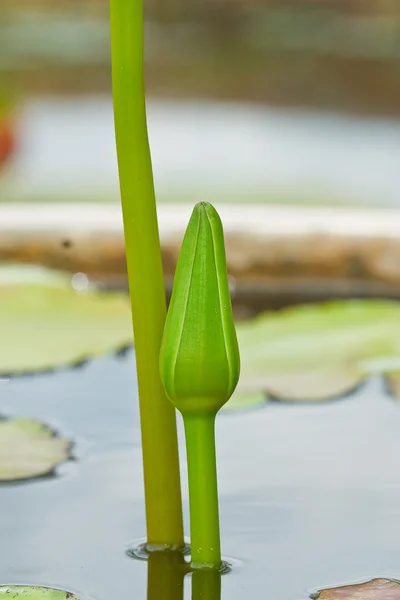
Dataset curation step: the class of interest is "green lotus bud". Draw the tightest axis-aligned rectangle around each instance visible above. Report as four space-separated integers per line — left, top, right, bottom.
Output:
160 202 240 417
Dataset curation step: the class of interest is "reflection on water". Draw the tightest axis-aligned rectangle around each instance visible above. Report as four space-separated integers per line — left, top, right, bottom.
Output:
147 551 186 600
191 568 221 600
2 354 400 599
3 97 400 206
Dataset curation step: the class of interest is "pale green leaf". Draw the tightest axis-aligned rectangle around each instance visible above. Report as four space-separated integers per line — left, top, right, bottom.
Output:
0 418 71 481
224 390 266 411
0 266 132 373
228 300 400 408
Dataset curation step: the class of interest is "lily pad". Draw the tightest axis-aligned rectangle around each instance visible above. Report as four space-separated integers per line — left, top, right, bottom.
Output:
0 587 78 600
223 390 267 411
226 300 400 408
0 418 71 481
250 368 361 403
314 578 400 599
0 265 132 374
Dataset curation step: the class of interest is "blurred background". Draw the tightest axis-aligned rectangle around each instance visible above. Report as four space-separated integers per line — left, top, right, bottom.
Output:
1 0 400 207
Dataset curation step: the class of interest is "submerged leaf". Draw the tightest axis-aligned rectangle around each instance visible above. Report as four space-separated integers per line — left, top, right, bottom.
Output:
0 587 78 600
315 578 400 599
0 266 132 373
0 418 71 481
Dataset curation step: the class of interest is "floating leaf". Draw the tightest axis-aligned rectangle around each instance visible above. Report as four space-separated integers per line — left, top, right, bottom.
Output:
222 390 266 411
0 266 132 373
226 300 400 408
0 418 71 481
0 587 79 600
251 368 361 403
314 578 400 599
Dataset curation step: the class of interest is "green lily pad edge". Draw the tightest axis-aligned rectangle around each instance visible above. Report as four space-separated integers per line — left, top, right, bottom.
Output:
0 265 132 375
227 298 400 410
0 417 71 482
0 587 80 600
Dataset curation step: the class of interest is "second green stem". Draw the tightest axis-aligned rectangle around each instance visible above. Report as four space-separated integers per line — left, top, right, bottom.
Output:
184 413 222 569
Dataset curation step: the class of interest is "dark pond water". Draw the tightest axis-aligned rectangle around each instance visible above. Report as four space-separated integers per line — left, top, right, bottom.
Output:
2 352 400 600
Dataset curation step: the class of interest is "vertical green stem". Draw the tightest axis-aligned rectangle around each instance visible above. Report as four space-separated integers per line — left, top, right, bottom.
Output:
184 413 222 569
110 0 184 547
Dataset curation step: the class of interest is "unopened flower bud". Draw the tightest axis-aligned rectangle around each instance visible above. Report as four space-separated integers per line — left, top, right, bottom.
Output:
160 202 240 416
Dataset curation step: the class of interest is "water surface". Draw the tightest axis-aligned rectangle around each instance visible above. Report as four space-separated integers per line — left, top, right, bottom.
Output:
2 352 400 599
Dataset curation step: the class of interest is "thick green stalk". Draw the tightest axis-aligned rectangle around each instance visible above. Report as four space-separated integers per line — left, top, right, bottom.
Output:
110 0 184 547
184 413 221 569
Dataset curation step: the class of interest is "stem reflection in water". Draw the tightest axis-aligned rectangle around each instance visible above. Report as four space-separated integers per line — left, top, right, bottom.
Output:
191 568 221 600
147 551 222 600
